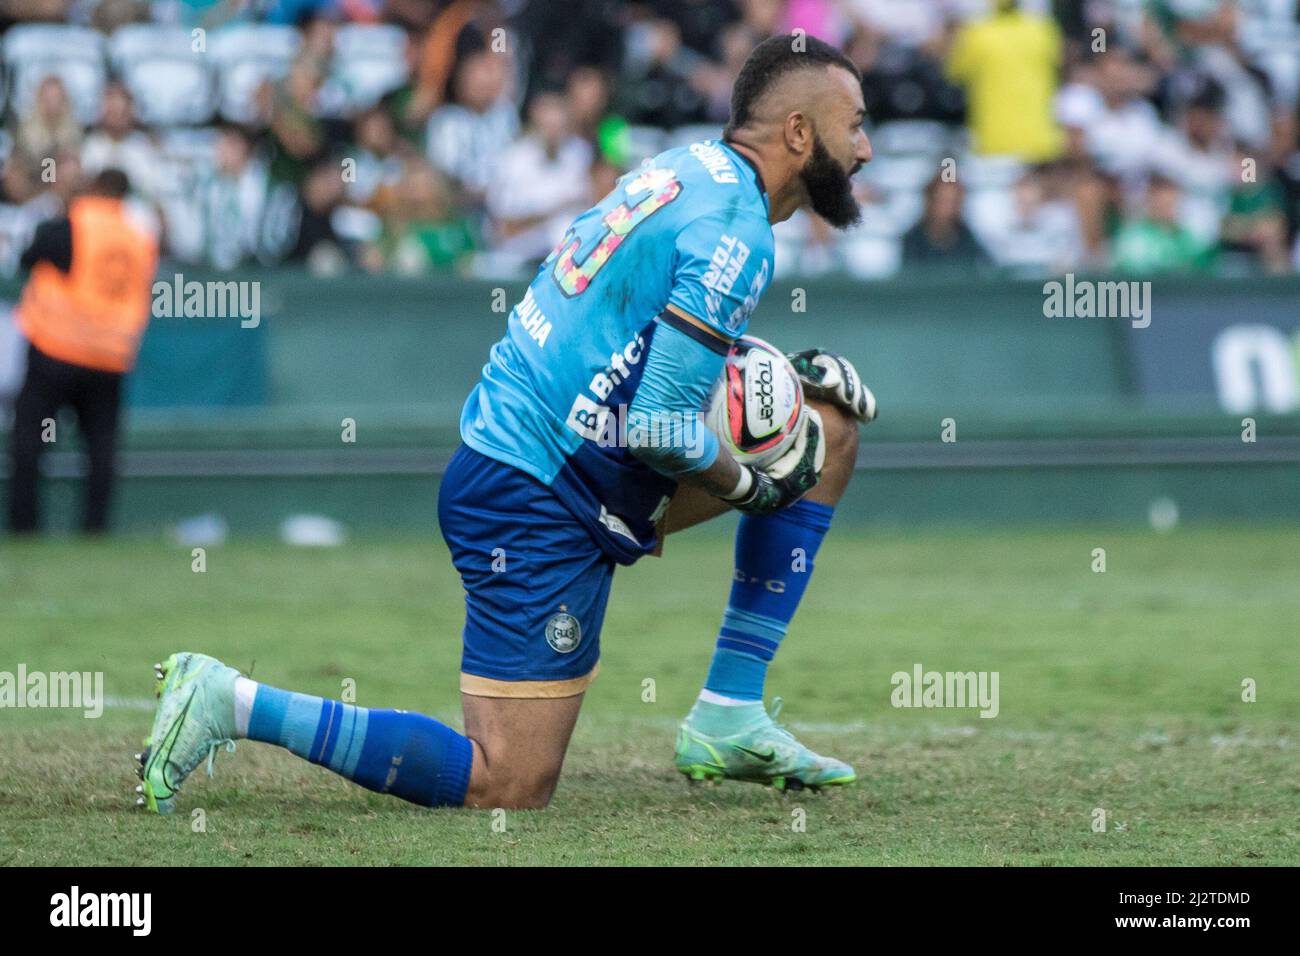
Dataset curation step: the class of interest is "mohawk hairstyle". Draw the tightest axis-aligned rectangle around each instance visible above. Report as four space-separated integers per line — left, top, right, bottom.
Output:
724 34 861 140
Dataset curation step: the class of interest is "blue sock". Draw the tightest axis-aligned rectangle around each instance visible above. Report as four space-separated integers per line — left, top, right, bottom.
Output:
703 499 835 702
244 685 472 807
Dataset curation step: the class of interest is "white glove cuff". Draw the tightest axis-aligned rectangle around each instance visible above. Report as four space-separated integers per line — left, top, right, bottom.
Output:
721 465 755 502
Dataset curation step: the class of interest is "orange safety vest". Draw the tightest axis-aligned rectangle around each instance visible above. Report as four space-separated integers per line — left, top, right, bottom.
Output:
17 196 159 373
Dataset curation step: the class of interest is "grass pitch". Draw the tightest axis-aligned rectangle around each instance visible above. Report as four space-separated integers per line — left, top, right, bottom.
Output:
1 524 1297 866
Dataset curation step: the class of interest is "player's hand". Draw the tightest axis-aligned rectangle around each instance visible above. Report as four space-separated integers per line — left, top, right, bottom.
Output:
725 408 825 516
787 349 878 424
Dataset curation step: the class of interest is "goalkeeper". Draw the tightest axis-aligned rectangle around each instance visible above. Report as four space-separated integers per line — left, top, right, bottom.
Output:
136 35 879 813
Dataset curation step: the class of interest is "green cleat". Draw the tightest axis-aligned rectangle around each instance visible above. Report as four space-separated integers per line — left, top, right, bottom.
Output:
137 652 240 815
675 697 856 792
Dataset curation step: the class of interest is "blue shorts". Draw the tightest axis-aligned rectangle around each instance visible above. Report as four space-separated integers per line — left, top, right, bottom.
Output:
438 444 614 698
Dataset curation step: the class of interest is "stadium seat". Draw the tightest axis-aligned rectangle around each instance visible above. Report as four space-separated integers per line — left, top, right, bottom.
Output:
963 187 1016 249
4 24 106 125
208 24 301 123
332 24 409 110
959 152 1025 190
840 233 902 280
109 26 215 126
863 154 940 194
858 187 925 239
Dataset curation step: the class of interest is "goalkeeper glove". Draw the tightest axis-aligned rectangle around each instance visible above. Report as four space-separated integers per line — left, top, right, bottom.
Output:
787 349 878 424
722 408 825 516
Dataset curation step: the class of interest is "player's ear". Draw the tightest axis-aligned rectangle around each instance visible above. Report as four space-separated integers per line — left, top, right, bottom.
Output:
784 110 812 157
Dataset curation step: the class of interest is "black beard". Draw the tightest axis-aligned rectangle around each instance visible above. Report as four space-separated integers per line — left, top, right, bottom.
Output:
801 134 861 228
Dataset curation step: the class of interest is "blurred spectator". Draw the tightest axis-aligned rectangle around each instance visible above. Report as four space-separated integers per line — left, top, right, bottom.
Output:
946 0 1064 162
259 59 332 186
848 18 964 126
380 32 433 146
296 11 353 117
986 168 1084 275
617 12 713 127
426 48 519 203
180 124 296 268
81 83 164 203
1055 50 1163 182
248 14 353 187
1152 78 1235 246
653 0 745 55
408 0 509 127
1058 160 1122 269
1143 0 1273 149
565 66 615 146
15 76 83 167
346 106 406 206
901 174 989 272
1112 173 1215 275
689 20 757 125
485 90 593 269
367 157 476 274
0 156 62 278
513 0 624 101
1271 110 1300 257
1221 142 1290 274
287 157 352 272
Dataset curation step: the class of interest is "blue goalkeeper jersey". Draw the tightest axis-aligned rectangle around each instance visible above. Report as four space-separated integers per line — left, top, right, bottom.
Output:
459 139 775 564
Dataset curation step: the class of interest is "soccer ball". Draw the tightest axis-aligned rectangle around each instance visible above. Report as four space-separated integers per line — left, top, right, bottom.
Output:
705 335 806 469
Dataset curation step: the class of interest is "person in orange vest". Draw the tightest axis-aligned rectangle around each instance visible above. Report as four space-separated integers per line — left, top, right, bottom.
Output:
7 168 159 534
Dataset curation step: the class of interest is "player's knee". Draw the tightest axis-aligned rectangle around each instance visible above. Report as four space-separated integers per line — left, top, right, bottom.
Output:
476 772 557 810
814 400 859 469
805 400 859 505
467 751 560 810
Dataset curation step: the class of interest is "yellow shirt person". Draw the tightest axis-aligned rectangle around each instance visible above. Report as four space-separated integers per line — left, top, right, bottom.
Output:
946 3 1064 163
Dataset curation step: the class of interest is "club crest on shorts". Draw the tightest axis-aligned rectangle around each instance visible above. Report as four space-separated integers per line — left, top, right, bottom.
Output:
545 607 582 654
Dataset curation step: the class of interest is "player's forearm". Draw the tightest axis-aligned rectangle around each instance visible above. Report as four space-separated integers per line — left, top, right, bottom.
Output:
625 320 727 478
680 446 744 500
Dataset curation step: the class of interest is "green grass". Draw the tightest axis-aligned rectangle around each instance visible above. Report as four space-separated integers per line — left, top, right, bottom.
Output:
2 525 1297 865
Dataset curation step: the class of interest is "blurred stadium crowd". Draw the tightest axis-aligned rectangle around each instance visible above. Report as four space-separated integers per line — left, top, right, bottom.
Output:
0 0 1298 281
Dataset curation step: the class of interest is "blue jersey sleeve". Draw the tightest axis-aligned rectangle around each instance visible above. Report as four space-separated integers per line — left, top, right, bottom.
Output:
626 320 723 477
666 209 774 341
